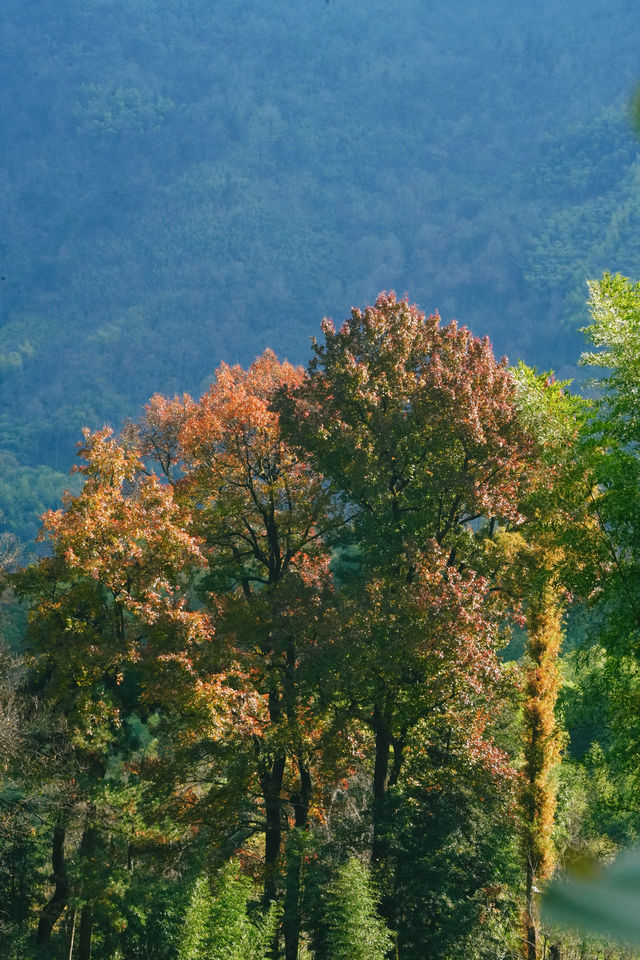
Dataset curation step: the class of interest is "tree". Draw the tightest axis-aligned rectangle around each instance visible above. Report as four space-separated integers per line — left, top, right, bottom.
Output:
12 424 215 959
33 351 348 959
178 864 278 960
0 639 56 960
391 715 520 960
520 574 563 960
579 272 640 661
151 352 344 960
324 858 392 960
510 364 588 960
573 272 640 824
277 292 533 932
278 292 531 570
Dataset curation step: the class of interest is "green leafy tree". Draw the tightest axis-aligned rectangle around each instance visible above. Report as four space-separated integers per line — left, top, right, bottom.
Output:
178 864 279 960
578 273 640 778
539 273 640 956
324 858 392 960
391 717 520 960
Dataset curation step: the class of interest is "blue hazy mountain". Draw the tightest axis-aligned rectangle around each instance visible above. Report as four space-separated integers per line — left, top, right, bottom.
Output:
1 0 639 538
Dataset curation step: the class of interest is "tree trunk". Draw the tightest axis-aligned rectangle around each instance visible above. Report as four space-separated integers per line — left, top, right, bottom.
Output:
521 577 563 960
37 823 69 950
68 909 77 960
524 855 538 960
77 903 93 960
77 825 99 960
371 705 392 869
283 760 312 960
261 755 286 907
389 732 406 789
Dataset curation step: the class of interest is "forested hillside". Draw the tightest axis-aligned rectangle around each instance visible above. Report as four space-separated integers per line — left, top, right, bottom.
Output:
1 0 640 539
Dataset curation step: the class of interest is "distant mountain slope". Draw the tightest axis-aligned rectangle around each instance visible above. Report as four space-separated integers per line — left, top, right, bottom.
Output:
1 0 639 538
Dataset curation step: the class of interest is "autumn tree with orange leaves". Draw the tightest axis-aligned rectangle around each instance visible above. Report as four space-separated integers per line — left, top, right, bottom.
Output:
16 427 215 960
19 352 349 960
124 352 350 960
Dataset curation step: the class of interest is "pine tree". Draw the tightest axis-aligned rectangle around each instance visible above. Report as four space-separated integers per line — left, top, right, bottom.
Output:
324 858 392 960
179 864 279 960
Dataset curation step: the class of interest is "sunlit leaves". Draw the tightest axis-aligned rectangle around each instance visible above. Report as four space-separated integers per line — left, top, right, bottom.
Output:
279 291 533 567
176 350 332 594
40 426 210 657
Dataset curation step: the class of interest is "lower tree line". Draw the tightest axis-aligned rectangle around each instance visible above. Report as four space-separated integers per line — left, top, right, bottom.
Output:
2 278 640 959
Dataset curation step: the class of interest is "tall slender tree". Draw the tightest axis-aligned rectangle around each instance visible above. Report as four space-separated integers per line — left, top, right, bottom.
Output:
511 364 588 960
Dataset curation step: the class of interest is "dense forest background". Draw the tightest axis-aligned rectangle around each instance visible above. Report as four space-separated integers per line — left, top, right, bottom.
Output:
1 0 640 541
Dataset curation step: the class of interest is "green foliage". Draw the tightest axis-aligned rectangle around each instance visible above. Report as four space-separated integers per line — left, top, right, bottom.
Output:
0 454 80 545
390 721 520 960
178 865 279 960
582 272 640 402
324 858 392 960
539 273 640 953
74 84 175 136
512 362 583 452
578 273 640 698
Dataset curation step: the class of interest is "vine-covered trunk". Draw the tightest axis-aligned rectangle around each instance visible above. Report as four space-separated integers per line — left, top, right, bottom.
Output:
524 858 537 960
521 577 563 960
